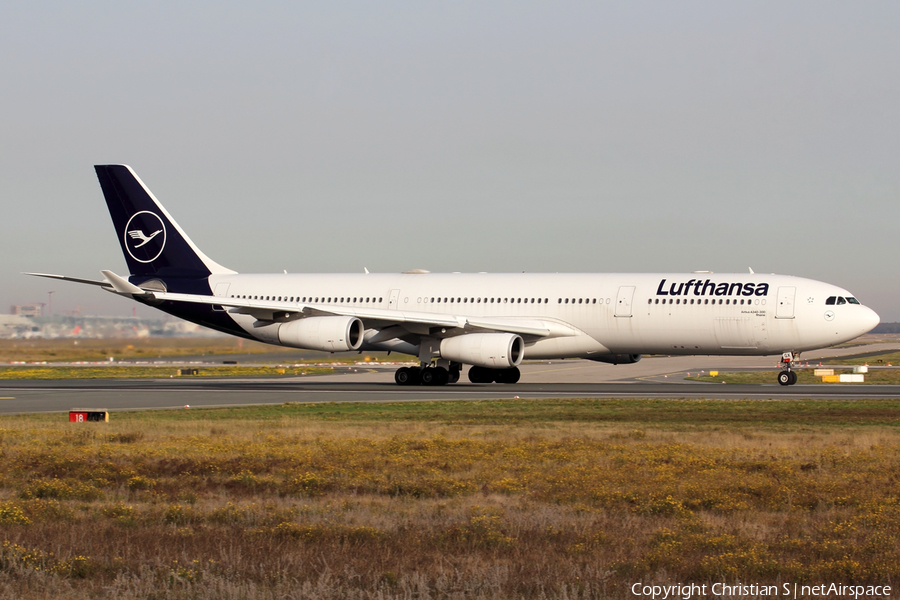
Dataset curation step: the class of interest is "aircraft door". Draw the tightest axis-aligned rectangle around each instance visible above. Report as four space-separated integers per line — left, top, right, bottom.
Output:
615 286 635 317
388 289 400 310
776 286 796 319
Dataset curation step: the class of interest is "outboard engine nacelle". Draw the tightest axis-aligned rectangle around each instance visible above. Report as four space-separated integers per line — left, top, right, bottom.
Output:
278 316 364 352
587 353 642 365
440 333 524 369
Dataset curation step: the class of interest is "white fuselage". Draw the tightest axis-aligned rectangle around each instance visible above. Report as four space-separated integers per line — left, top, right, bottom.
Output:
208 271 879 359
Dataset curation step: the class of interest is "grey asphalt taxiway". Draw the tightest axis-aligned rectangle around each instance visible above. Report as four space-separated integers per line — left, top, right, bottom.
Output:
2 379 900 416
2 342 899 414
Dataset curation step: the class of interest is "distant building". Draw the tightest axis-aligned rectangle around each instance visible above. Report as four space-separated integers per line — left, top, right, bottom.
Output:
0 314 38 337
10 305 42 317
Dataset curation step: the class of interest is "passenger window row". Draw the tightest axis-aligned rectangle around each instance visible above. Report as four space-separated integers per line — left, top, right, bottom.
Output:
420 297 550 304
558 298 610 304
417 297 616 305
648 298 758 305
230 295 384 303
225 294 620 308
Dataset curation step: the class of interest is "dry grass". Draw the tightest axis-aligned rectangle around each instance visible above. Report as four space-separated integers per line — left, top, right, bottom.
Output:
0 338 409 364
0 365 338 379
0 337 272 363
0 403 897 598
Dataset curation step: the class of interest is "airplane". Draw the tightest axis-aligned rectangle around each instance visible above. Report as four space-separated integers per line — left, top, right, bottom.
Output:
28 165 880 386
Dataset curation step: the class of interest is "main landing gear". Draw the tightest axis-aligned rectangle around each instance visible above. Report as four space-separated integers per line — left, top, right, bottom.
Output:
394 363 462 386
778 352 799 386
468 365 520 384
393 364 521 386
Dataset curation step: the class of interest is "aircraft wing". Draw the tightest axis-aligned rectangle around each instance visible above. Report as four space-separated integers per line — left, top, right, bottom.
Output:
155 290 464 328
152 292 575 337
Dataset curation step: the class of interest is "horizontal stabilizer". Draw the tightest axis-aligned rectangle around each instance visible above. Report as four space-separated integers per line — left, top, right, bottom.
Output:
24 272 111 288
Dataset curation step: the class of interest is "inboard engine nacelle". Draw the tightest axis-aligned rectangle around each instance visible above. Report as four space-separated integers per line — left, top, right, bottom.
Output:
278 316 364 352
440 333 524 369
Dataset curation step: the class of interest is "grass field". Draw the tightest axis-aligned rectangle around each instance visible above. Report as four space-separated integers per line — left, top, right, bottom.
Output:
0 398 898 599
0 337 410 364
827 351 900 366
0 365 345 380
0 337 272 363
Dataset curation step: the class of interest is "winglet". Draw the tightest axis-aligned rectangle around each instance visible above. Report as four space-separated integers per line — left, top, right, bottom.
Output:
100 270 151 296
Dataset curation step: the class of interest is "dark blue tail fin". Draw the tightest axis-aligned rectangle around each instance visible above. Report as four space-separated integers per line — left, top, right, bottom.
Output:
95 165 234 278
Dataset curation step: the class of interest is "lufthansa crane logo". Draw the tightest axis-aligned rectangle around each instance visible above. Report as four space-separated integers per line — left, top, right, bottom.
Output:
124 211 166 263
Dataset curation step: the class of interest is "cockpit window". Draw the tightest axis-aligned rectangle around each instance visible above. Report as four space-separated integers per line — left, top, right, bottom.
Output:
847 297 860 305
826 296 836 305
837 297 846 305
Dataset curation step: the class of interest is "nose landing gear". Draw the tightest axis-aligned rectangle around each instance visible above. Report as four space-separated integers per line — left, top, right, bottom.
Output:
778 352 799 386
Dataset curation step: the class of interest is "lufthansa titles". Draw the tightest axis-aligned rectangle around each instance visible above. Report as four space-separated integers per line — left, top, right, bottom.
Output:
656 279 769 298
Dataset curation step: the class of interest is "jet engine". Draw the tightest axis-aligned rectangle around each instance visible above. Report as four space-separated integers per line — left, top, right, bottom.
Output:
587 353 642 365
440 333 524 369
278 316 364 352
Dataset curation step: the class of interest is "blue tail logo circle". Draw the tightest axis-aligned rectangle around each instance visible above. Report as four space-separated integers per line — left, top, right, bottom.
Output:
124 211 167 263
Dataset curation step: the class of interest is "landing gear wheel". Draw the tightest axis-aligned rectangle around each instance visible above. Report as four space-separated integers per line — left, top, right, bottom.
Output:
468 365 492 384
421 367 449 386
789 371 798 385
395 367 413 386
493 367 521 384
778 371 791 386
448 363 461 384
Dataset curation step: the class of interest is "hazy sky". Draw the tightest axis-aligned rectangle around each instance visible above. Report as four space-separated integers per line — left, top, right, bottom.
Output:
2 2 898 320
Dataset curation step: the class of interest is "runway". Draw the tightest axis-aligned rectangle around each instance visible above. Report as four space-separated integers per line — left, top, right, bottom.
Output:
2 349 900 415
2 380 899 415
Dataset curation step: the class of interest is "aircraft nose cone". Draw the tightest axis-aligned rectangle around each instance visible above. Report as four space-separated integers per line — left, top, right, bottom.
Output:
863 307 880 333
